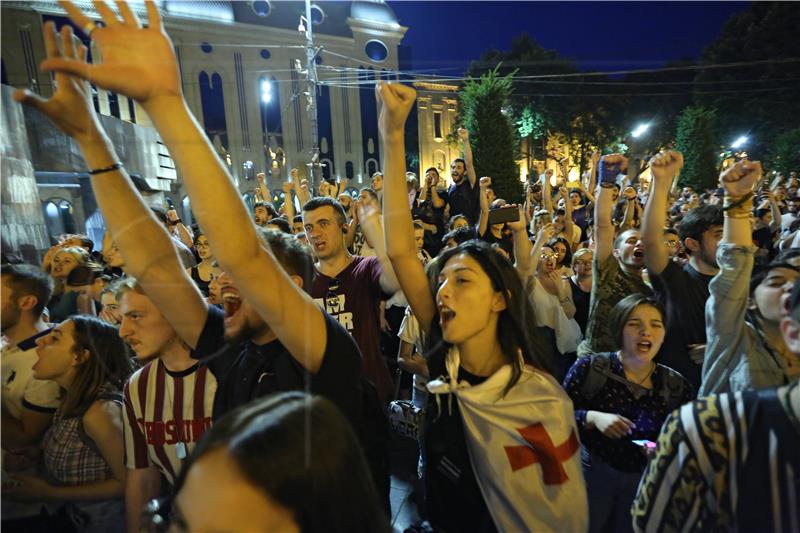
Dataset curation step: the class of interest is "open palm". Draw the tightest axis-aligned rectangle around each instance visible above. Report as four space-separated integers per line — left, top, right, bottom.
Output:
40 1 181 106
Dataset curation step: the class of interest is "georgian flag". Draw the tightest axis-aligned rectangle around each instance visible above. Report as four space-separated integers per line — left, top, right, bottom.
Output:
428 348 588 533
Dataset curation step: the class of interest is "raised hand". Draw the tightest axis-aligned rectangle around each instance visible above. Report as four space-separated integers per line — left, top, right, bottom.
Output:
256 172 266 184
457 127 469 141
505 205 527 233
375 82 416 143
479 176 492 189
40 1 181 107
536 223 555 244
356 195 381 225
649 150 684 186
720 160 762 197
281 181 293 194
14 23 99 142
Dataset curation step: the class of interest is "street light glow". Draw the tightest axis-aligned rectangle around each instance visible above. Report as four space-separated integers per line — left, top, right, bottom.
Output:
731 135 748 149
631 123 650 138
261 80 272 104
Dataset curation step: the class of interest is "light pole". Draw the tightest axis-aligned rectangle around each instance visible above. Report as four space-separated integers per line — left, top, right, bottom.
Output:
628 122 651 187
299 0 321 191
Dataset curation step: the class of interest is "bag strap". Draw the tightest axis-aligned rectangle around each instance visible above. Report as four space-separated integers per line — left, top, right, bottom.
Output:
658 365 687 410
581 353 612 401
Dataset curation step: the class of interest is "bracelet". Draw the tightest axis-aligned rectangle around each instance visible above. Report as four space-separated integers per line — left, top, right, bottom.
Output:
722 192 754 211
88 162 123 175
169 218 183 226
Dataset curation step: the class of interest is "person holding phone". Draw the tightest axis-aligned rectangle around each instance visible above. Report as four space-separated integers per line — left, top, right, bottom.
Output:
476 177 516 257
563 294 693 533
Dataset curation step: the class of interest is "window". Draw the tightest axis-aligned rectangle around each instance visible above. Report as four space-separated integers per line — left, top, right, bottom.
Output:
433 111 443 140
365 40 388 62
252 1 271 17
42 199 76 238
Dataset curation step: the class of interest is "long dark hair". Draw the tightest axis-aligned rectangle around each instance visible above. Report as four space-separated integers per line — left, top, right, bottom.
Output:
425 240 555 394
62 315 135 417
173 392 390 533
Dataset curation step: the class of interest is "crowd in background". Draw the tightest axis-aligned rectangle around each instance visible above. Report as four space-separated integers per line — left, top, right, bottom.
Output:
2 2 799 533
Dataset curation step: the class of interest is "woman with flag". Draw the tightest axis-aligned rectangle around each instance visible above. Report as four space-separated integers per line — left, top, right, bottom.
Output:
378 81 588 533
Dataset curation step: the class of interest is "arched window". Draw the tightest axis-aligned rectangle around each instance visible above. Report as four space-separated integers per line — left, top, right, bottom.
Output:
42 198 76 238
242 192 256 212
345 161 354 180
365 158 379 177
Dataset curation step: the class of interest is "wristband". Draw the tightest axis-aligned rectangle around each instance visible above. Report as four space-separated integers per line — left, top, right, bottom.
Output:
88 162 123 175
169 218 183 226
722 192 754 211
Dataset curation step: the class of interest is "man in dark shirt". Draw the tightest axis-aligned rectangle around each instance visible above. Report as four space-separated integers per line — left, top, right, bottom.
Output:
446 128 480 226
303 196 400 403
642 150 723 391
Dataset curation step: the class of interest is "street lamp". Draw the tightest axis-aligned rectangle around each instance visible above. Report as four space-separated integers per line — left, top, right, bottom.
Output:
631 123 650 139
731 135 748 149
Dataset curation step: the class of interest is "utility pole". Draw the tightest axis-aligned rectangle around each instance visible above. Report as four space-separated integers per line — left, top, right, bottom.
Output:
301 0 321 191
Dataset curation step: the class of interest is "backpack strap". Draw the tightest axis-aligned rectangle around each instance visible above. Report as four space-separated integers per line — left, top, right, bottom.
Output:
580 353 613 401
657 364 687 411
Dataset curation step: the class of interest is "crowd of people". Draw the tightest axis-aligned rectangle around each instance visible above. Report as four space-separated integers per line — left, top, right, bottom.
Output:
2 2 799 532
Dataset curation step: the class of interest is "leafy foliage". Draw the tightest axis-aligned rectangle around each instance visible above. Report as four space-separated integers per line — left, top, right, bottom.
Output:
767 128 800 175
675 106 719 191
457 66 522 202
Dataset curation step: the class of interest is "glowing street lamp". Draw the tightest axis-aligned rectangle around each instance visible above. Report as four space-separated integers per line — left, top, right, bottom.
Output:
260 80 272 104
731 135 748 149
631 123 650 139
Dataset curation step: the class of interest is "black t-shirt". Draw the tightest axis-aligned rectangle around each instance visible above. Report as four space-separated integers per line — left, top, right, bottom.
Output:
649 261 713 391
477 227 513 257
194 306 363 423
568 277 591 336
447 179 480 226
424 351 497 533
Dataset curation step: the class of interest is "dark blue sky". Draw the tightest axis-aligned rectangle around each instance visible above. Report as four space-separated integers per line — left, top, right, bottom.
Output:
390 1 750 75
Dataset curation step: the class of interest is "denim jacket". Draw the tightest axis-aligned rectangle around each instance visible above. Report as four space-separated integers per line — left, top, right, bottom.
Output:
700 244 790 396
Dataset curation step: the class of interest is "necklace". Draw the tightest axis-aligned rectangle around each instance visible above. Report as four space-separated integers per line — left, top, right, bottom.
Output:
620 353 656 385
162 362 188 460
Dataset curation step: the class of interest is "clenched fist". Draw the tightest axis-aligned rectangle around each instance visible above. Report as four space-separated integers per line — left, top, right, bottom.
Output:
720 160 762 197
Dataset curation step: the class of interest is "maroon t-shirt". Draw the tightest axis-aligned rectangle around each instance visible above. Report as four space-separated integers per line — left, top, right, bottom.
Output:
311 256 393 402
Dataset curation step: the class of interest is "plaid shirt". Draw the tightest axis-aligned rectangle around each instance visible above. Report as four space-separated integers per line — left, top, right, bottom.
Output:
43 390 119 486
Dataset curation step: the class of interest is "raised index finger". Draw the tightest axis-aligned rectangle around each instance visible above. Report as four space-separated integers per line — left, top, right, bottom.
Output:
145 0 163 30
59 0 94 31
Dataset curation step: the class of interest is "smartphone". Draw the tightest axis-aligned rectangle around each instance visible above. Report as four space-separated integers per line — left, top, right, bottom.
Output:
598 156 622 185
632 439 656 450
488 206 520 226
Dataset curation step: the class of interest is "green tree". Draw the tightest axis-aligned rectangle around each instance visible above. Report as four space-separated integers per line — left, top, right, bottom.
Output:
458 66 522 202
767 128 800 175
675 105 719 191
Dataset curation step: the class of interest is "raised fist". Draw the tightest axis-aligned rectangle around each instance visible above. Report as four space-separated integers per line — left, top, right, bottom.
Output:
256 172 266 183
648 150 684 186
375 82 416 143
299 179 308 191
457 127 469 141
720 160 762 197
282 181 293 193
166 209 179 223
290 168 298 180
479 176 492 189
623 187 637 200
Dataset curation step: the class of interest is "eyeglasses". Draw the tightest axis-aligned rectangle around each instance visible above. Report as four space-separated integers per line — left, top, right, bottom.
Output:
665 240 679 247
540 253 558 260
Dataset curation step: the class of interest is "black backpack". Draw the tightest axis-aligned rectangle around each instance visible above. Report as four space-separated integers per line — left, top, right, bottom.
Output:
579 353 687 412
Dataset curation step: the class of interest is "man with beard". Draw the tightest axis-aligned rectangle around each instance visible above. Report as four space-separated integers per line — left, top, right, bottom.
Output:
577 154 652 356
1 265 62 530
642 150 723 390
253 201 278 227
444 128 480 225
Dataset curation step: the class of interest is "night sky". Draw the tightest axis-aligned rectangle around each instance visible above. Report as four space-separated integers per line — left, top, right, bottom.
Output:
390 1 750 75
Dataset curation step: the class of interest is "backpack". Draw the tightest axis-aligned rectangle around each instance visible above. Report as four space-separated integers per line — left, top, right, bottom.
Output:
579 353 686 412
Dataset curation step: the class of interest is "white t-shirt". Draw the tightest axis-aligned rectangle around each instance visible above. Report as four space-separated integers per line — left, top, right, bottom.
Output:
1 331 62 420
1 330 62 520
397 308 428 391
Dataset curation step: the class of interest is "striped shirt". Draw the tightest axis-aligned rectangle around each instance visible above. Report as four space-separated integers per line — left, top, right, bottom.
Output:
123 359 216 485
632 384 800 533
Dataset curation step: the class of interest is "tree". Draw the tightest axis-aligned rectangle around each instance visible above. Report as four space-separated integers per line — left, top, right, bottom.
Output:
675 106 719 191
457 66 522 202
767 128 800 175
695 2 800 159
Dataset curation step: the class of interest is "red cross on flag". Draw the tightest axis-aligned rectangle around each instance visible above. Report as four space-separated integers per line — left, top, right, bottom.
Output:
427 349 588 532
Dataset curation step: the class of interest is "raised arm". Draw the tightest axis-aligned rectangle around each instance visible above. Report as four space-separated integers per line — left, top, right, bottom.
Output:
15 19 207 348
355 198 400 294
700 160 761 396
477 176 491 237
642 151 683 275
508 206 532 276
767 191 782 233
560 186 576 242
543 173 554 213
45 1 329 371
281 180 295 222
458 128 477 188
377 83 435 332
594 154 627 263
526 224 556 281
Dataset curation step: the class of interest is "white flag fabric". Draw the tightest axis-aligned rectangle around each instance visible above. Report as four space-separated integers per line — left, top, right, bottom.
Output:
427 348 588 533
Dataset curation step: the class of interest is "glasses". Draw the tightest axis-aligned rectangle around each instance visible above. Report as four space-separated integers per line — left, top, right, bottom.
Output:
665 240 679 247
540 253 558 260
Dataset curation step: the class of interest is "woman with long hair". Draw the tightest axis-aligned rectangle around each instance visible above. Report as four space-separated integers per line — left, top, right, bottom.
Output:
3 316 135 531
169 392 389 533
379 82 587 532
563 294 692 533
